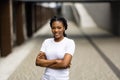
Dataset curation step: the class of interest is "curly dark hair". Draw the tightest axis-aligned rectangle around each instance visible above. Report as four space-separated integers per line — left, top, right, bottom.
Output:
50 16 68 37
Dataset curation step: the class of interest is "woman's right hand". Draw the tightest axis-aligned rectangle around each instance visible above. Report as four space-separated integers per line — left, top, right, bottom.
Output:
36 51 56 67
37 51 46 59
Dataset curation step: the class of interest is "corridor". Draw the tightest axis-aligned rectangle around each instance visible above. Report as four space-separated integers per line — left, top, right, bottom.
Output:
6 21 120 80
0 3 120 80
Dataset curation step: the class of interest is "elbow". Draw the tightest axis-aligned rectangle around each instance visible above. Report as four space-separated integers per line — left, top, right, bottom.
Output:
35 58 43 66
62 63 70 69
35 59 40 66
36 62 39 66
35 59 47 67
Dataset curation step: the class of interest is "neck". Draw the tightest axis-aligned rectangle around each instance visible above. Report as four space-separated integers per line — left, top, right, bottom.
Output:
54 36 64 42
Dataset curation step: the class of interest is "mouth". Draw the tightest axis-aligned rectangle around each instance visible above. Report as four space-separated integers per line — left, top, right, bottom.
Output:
54 33 60 37
54 33 59 36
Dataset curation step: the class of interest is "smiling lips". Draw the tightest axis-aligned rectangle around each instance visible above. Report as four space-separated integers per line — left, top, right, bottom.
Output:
54 33 60 37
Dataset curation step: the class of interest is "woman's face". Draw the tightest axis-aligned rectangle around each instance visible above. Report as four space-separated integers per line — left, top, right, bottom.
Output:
51 21 65 41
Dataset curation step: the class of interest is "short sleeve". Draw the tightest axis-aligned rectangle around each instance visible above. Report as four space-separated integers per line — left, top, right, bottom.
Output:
65 40 75 56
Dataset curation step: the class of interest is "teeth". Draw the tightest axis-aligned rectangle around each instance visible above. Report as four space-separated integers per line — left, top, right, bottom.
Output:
55 34 57 36
55 33 59 35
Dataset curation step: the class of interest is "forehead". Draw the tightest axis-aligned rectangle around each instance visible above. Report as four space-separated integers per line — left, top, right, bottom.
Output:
52 21 63 26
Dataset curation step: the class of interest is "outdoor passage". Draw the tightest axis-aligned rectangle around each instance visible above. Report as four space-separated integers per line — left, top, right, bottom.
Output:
0 1 120 80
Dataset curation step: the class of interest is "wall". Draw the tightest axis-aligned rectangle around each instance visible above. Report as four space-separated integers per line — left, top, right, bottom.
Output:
62 3 76 23
35 5 56 31
82 3 112 32
110 2 120 36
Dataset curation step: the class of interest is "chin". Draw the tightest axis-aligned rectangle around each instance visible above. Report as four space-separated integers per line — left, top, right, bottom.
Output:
54 37 60 39
54 36 60 39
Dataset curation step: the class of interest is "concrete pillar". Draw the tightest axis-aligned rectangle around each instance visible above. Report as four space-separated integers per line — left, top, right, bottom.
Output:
0 0 13 56
111 2 120 36
25 2 33 38
14 2 25 45
32 3 36 32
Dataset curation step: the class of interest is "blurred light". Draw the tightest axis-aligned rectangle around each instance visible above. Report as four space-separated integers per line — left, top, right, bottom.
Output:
41 3 49 7
36 2 57 8
49 2 57 8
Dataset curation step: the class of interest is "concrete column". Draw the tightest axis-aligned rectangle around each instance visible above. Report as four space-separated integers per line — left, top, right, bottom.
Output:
14 2 25 45
25 2 33 38
34 4 38 32
111 2 120 36
32 3 36 32
0 0 13 56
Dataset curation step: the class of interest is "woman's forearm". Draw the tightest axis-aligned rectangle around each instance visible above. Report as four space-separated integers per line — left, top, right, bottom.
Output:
36 52 72 69
36 52 57 67
36 58 57 67
48 60 70 69
36 57 69 68
48 54 72 69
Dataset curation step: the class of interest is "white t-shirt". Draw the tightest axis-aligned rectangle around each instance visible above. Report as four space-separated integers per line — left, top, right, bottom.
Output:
40 37 75 80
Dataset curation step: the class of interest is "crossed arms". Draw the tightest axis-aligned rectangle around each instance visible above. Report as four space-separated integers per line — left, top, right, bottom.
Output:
35 51 72 69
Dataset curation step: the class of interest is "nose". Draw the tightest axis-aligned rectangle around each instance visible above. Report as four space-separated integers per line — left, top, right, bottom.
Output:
54 28 59 32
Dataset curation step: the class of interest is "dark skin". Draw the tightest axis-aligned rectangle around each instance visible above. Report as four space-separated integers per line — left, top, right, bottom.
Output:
35 21 72 69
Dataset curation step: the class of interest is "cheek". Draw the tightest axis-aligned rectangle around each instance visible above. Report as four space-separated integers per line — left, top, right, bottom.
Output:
51 29 54 33
60 29 65 33
60 27 65 32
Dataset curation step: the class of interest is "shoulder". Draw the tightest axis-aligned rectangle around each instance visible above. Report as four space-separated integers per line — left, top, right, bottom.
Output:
65 37 75 43
64 37 75 46
43 38 54 43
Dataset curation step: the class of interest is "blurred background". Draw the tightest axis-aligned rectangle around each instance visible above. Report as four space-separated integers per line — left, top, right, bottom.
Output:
0 0 120 80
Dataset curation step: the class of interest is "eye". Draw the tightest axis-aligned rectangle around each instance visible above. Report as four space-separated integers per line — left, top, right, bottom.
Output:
51 27 56 29
58 27 62 29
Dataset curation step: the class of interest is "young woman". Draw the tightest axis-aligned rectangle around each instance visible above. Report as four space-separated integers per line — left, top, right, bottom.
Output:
36 16 75 80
